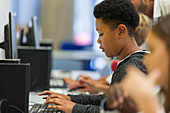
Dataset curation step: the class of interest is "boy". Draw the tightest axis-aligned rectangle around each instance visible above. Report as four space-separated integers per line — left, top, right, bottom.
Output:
39 0 148 112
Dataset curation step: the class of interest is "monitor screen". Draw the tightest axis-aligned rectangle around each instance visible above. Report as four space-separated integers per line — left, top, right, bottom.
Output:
9 12 18 59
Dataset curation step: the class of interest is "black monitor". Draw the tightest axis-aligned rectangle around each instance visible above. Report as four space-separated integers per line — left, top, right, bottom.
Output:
0 63 30 113
19 28 25 46
21 16 40 48
25 25 34 46
32 16 40 48
18 46 52 91
0 12 18 59
9 12 18 59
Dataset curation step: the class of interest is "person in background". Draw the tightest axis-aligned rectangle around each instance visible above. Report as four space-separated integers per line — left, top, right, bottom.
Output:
38 0 148 112
130 0 154 19
134 12 151 47
130 0 170 21
105 14 170 113
63 12 151 94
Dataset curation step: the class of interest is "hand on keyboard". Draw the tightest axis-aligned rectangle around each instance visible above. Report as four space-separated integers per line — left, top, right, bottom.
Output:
38 90 71 101
44 95 76 113
38 90 76 113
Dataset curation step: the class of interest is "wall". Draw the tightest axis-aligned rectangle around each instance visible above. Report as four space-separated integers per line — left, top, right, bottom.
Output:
41 0 74 50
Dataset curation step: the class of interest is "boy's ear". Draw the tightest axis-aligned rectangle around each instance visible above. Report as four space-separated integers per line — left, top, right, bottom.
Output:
117 24 127 39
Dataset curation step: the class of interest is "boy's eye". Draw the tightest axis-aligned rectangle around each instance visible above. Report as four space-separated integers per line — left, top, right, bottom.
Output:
99 33 104 36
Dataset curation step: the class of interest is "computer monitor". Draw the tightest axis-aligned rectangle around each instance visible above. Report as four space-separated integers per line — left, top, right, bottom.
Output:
32 16 40 48
0 63 30 113
22 16 40 48
25 25 33 46
19 28 25 45
0 12 18 59
9 12 18 59
18 46 52 91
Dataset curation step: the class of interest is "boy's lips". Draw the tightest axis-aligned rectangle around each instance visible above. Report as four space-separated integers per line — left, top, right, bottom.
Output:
99 46 104 52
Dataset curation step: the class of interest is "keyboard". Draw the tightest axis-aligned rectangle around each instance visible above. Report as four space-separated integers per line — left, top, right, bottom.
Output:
29 104 65 113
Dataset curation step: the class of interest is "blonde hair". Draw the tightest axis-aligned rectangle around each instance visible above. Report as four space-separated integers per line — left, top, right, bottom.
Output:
134 13 151 46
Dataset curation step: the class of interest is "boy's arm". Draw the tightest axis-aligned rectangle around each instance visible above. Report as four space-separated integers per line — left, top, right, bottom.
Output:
68 94 104 105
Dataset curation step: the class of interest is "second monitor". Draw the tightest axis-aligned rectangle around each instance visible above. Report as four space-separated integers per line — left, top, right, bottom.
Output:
18 46 52 91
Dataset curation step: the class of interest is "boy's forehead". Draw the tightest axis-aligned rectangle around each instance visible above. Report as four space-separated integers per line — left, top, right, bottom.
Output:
95 19 106 30
96 19 103 27
95 19 113 32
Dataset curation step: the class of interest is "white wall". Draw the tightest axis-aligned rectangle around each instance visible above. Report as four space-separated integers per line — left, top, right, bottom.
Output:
0 0 10 58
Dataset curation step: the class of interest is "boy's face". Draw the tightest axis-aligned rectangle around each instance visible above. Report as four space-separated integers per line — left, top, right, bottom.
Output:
95 19 122 58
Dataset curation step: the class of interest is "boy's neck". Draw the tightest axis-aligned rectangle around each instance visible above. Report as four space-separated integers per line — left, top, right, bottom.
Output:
119 39 142 60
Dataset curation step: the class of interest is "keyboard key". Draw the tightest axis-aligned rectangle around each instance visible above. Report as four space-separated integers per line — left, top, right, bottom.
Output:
29 104 65 113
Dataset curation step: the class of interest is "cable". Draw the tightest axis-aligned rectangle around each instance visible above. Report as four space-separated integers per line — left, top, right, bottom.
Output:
8 105 24 113
0 99 24 113
0 99 8 113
